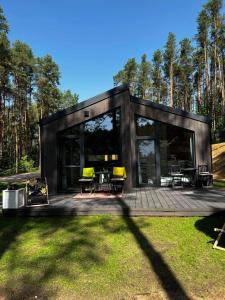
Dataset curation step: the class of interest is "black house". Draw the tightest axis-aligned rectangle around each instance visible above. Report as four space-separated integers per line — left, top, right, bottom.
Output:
40 85 211 194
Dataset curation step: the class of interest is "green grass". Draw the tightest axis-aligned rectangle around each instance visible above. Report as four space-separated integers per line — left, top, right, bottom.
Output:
0 215 224 299
213 179 225 190
0 167 39 177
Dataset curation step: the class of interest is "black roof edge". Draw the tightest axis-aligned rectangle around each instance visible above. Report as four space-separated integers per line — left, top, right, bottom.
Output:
131 96 211 124
40 84 129 126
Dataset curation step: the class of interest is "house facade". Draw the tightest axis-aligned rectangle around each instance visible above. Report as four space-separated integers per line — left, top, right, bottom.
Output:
40 85 211 194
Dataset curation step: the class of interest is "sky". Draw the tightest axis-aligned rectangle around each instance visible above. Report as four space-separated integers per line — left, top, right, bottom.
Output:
0 0 218 102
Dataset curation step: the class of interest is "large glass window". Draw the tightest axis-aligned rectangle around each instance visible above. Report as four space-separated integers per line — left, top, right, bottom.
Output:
57 109 121 191
159 123 194 176
84 109 121 171
135 115 195 184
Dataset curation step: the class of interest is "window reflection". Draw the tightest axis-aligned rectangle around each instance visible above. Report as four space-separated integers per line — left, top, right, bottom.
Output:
160 123 194 176
136 116 155 137
135 114 194 183
84 109 121 170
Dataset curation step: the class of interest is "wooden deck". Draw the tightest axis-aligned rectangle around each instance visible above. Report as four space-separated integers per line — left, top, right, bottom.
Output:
2 187 225 217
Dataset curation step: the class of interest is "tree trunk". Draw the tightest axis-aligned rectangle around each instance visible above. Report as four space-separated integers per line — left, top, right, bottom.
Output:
197 73 202 113
15 122 19 173
0 93 3 162
169 63 173 107
204 42 210 113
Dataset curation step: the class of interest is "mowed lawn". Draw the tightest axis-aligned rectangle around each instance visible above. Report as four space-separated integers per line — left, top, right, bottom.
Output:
0 215 224 300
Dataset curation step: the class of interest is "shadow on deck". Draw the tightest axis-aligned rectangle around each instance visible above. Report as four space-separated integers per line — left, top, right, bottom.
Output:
2 187 225 217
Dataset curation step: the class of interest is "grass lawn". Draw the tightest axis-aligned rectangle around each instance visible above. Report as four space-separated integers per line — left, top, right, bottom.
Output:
213 179 225 190
0 215 224 300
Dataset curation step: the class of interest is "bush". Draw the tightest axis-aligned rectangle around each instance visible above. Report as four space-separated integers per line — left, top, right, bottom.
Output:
18 156 35 173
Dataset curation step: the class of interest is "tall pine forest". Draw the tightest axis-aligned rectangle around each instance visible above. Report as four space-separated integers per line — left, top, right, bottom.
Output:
0 0 224 174
0 6 78 174
114 0 225 141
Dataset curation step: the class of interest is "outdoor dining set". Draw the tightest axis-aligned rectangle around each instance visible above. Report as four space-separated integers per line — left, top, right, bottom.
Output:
78 166 127 194
169 164 213 188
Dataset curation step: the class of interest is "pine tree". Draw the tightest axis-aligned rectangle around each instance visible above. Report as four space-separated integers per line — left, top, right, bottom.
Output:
35 55 61 119
152 49 166 103
163 32 177 107
59 90 79 109
0 6 9 33
136 54 151 99
11 41 35 171
193 49 205 114
196 8 210 113
205 0 224 134
0 5 10 165
113 58 138 95
177 38 193 111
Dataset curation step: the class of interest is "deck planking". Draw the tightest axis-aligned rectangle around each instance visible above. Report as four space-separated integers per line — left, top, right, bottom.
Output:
2 187 225 217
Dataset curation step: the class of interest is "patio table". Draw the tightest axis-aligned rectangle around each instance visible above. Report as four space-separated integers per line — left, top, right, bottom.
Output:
95 171 111 192
181 168 197 186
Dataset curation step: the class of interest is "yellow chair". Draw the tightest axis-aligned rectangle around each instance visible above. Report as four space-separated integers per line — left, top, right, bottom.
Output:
111 167 126 194
82 167 95 178
112 167 127 178
78 167 95 193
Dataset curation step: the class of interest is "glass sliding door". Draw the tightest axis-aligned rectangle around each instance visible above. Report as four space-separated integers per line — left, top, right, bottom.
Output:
135 114 195 186
57 125 81 191
137 139 156 185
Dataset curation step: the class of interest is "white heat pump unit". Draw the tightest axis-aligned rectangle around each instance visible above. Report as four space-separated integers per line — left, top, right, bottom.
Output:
2 188 25 209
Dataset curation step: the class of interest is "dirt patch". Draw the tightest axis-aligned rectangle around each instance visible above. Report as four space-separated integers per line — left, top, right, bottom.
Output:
0 286 51 300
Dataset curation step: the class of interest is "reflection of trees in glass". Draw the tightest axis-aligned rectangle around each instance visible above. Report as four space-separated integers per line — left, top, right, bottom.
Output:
84 109 121 161
85 110 120 133
136 116 155 136
139 140 154 158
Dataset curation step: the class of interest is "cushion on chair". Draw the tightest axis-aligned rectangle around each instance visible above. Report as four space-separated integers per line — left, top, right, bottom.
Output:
82 167 95 178
112 167 126 178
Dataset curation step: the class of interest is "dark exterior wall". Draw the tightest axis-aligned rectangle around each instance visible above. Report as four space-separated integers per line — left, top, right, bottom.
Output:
41 88 211 194
131 102 211 176
41 90 132 194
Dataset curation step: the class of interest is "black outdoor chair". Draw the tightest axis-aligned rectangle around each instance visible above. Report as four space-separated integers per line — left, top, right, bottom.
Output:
197 164 213 187
78 167 95 194
26 177 49 206
169 165 184 187
110 167 126 194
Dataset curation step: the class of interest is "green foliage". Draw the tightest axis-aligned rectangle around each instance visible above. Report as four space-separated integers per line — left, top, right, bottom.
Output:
137 54 151 99
0 6 9 33
0 5 79 173
113 58 138 95
113 0 225 140
18 155 35 173
35 55 61 119
176 38 193 110
163 32 177 79
152 49 167 103
59 89 79 109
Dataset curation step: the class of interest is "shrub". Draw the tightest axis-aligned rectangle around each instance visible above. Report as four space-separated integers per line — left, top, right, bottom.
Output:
18 156 35 173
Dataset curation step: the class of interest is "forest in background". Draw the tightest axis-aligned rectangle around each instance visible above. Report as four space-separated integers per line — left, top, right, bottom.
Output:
0 0 224 175
0 5 79 174
114 0 224 141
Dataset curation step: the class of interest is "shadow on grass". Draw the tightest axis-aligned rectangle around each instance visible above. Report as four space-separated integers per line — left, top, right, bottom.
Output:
0 201 195 300
0 214 107 299
118 199 191 300
195 211 225 247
